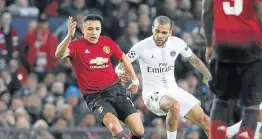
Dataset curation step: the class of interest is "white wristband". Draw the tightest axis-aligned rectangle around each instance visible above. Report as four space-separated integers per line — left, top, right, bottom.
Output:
132 79 139 85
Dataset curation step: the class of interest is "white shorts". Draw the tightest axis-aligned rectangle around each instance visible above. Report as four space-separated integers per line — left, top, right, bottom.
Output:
143 87 200 117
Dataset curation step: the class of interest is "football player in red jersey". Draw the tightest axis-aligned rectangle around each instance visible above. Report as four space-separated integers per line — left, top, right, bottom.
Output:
202 0 262 139
55 14 144 139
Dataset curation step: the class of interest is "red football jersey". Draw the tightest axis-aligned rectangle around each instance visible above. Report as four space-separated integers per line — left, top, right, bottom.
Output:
68 36 123 95
214 0 262 46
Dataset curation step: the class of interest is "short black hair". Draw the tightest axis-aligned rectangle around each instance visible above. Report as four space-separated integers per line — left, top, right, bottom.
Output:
83 14 103 23
153 16 172 29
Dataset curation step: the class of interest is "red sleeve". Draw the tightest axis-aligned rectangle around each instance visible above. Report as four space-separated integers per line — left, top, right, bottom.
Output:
107 38 123 60
68 40 76 59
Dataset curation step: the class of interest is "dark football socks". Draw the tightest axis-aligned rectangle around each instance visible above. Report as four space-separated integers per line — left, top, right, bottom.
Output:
210 98 230 139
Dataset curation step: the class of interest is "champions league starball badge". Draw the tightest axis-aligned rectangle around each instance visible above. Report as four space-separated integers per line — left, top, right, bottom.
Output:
128 50 136 58
170 50 176 57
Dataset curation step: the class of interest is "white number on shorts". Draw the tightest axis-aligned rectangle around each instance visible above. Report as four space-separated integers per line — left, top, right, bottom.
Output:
127 97 135 107
151 92 159 102
223 0 243 16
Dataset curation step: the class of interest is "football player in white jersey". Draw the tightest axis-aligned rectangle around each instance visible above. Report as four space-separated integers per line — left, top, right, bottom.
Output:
116 16 212 139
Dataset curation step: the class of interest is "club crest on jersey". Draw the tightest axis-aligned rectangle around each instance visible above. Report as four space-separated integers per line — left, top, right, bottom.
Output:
170 50 176 57
103 46 110 54
128 50 136 58
97 106 103 113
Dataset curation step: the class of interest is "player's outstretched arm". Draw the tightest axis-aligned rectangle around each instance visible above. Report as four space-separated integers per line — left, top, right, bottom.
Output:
187 53 212 81
55 16 76 59
255 1 262 31
117 54 139 94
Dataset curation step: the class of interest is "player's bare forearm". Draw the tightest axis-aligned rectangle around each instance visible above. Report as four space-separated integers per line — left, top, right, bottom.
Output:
201 0 214 46
116 62 124 70
255 1 262 31
187 54 212 80
55 35 71 59
120 55 138 80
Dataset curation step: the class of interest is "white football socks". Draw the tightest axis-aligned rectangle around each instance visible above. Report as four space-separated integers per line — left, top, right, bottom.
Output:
226 120 242 138
226 121 262 138
167 130 177 139
254 122 262 139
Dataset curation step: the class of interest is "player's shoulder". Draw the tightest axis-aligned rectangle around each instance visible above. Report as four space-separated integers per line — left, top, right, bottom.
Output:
99 36 114 43
135 36 154 47
99 36 119 48
168 36 187 48
169 36 186 44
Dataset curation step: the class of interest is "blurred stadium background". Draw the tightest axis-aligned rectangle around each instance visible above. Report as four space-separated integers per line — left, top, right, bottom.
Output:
0 0 243 138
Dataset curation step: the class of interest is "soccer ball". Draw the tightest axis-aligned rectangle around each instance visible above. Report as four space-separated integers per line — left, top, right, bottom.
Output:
128 50 136 58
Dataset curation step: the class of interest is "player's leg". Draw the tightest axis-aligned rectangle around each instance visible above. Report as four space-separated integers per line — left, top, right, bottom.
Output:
255 104 262 139
227 104 262 138
184 104 210 137
236 105 259 139
236 60 262 139
125 113 145 139
159 95 180 139
210 97 231 139
226 120 242 138
112 83 145 139
96 103 126 138
115 103 145 139
167 87 210 138
227 103 262 139
209 59 239 139
84 95 127 139
143 90 180 139
142 91 180 139
103 113 126 138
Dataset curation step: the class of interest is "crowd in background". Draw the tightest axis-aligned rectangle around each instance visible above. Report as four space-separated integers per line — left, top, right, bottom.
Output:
0 0 243 139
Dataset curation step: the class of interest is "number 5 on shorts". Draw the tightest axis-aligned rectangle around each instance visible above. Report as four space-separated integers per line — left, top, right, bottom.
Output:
223 0 243 16
151 92 159 102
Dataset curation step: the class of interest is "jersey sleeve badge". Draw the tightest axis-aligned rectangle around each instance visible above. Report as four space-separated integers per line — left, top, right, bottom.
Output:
127 50 136 58
170 50 176 57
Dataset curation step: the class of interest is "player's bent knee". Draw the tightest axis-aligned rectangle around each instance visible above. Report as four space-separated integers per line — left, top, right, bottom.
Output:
131 126 145 137
103 113 121 134
199 114 210 128
168 100 180 114
103 112 118 123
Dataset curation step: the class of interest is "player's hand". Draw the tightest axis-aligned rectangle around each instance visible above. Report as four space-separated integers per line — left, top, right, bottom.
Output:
205 47 213 64
118 69 131 82
203 75 212 86
127 84 139 94
67 16 77 38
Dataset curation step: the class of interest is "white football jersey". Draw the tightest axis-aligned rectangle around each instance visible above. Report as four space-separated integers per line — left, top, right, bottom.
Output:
127 36 193 98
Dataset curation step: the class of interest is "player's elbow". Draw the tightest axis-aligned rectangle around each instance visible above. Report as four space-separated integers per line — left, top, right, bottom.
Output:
121 55 130 63
54 51 62 59
54 51 64 59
